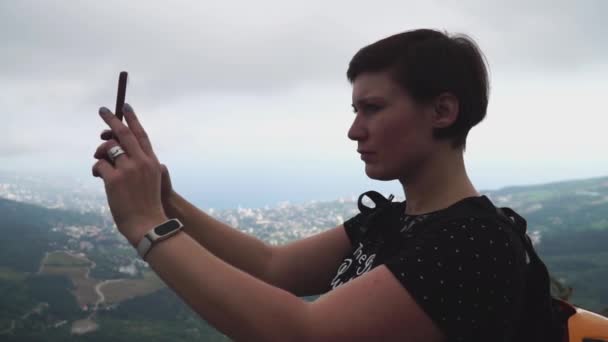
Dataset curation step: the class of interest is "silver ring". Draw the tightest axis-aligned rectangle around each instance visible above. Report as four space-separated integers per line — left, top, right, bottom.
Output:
107 145 127 163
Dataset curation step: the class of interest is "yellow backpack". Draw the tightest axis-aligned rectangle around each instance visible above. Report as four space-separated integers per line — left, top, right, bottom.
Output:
553 297 608 342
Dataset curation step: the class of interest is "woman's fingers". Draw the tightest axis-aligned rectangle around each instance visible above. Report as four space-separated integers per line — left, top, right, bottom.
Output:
94 139 129 169
92 158 117 180
94 139 119 159
101 129 113 140
98 106 145 161
121 103 157 160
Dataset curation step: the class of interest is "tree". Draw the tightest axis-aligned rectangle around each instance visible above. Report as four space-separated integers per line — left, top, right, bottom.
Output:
550 275 573 301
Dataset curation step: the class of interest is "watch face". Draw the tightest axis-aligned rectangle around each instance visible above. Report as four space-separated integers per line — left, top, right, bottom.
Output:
154 220 181 235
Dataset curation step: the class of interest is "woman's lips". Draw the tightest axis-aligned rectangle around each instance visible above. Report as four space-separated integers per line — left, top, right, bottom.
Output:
360 152 374 161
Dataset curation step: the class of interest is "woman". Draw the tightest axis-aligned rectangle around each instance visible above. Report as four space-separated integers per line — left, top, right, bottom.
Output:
93 29 535 341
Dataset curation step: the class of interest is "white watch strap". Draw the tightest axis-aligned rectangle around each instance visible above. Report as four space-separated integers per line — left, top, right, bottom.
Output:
135 218 184 261
137 236 153 260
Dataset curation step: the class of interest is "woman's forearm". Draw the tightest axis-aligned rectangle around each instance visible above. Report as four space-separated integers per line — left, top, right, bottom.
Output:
145 229 311 341
163 191 276 284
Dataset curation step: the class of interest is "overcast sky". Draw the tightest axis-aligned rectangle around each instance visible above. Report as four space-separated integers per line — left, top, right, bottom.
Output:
1 0 607 209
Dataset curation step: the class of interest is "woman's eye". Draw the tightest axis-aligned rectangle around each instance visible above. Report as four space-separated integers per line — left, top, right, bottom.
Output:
362 104 381 113
352 104 382 114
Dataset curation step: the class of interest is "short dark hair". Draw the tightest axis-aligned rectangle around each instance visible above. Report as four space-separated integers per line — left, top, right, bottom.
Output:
346 29 490 149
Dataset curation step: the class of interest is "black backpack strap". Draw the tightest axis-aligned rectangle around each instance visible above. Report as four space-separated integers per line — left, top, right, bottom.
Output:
495 207 566 342
357 190 395 215
495 208 531 264
354 191 397 237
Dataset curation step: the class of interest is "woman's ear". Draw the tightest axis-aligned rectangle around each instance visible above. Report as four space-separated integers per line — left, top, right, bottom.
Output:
432 93 459 128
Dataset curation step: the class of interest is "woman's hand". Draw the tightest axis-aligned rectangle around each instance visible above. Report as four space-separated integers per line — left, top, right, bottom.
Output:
92 103 168 246
100 129 175 208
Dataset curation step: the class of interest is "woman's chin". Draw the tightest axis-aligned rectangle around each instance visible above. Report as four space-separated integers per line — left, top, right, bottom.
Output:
364 164 394 181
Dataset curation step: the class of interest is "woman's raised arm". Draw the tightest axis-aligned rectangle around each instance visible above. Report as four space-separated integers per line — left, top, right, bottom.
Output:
166 191 353 296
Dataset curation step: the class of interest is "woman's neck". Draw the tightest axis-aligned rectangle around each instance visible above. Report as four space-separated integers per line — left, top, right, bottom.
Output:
399 148 479 215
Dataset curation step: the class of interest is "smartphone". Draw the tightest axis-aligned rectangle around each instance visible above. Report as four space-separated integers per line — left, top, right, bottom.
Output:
114 71 128 121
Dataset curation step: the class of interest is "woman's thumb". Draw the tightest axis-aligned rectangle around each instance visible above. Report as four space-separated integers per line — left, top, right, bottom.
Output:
160 164 169 177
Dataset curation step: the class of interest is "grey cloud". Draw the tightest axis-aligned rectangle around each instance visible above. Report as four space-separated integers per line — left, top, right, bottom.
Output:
0 0 608 105
0 0 362 106
0 142 39 157
1 0 606 107
443 0 608 71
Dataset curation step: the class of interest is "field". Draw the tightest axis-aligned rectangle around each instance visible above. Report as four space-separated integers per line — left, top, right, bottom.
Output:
0 266 27 282
39 252 167 308
102 270 166 304
40 252 97 307
44 252 92 267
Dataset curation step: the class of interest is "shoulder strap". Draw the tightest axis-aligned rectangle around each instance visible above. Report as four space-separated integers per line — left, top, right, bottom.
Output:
494 208 564 341
354 191 398 237
356 190 395 215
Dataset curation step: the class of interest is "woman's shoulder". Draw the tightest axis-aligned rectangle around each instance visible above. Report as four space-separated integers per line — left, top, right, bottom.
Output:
344 191 525 246
391 196 527 257
408 195 517 229
392 198 529 273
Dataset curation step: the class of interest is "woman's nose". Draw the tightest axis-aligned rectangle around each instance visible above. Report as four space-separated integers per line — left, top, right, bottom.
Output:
347 115 367 141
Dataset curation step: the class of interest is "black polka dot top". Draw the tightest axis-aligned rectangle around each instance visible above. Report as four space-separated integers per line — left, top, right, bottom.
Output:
328 195 528 342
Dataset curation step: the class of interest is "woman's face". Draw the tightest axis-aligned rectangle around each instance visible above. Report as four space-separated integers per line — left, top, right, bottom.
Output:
348 71 436 181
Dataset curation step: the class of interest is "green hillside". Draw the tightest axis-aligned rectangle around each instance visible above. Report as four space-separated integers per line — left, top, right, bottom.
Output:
0 198 106 273
0 175 607 340
485 175 608 234
481 176 608 312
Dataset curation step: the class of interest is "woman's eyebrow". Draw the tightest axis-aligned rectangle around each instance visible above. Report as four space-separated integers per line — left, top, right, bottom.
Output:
352 96 386 108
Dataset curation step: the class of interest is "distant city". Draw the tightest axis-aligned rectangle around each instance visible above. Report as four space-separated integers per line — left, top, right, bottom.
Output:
0 170 379 247
0 169 560 253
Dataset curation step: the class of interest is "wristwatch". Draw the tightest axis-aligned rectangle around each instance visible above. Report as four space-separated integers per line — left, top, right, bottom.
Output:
136 218 184 261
